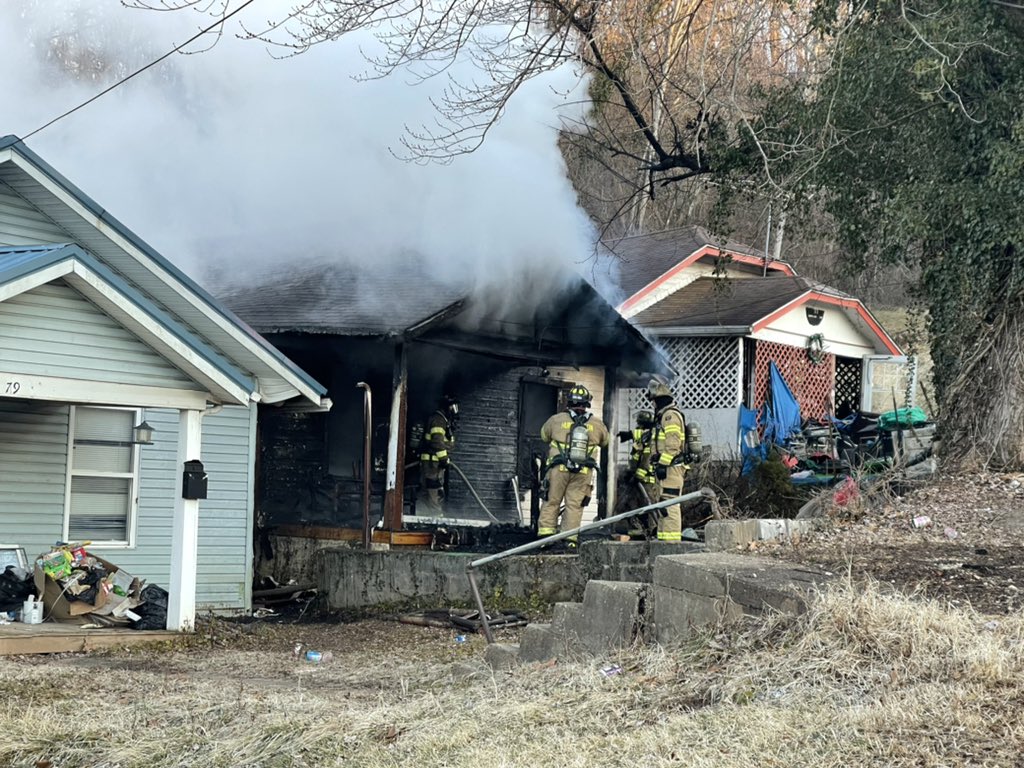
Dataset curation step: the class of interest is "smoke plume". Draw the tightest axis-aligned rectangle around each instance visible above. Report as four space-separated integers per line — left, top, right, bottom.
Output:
1 0 603 305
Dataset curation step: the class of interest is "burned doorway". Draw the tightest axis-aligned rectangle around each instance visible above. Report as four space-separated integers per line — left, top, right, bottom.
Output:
517 376 570 528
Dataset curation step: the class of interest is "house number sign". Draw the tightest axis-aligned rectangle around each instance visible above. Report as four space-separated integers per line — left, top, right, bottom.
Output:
3 380 20 395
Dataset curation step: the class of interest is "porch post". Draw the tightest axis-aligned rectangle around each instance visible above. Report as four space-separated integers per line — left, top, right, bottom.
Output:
167 408 202 631
383 342 408 530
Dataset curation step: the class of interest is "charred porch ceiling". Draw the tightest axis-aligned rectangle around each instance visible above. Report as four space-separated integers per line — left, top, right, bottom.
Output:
216 259 668 532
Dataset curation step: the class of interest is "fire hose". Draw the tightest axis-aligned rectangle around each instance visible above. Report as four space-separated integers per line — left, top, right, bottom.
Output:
405 459 500 524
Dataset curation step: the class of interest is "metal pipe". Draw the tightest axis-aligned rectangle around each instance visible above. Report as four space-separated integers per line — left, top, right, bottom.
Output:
467 488 716 642
466 569 494 643
356 382 372 551
468 489 712 569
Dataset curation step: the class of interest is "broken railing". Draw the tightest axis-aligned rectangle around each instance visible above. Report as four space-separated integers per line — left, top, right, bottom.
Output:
466 488 717 643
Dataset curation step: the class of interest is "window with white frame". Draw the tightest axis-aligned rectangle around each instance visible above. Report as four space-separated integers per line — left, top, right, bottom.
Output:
65 406 140 545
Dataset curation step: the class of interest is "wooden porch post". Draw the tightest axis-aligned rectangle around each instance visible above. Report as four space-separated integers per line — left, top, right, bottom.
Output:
167 408 202 631
598 365 618 519
383 343 408 531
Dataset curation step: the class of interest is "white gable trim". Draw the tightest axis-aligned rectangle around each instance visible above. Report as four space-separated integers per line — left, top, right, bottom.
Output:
0 260 252 405
5 152 319 405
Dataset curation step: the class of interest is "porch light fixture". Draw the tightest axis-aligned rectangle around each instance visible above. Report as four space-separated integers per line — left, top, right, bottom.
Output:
132 421 156 445
806 307 824 326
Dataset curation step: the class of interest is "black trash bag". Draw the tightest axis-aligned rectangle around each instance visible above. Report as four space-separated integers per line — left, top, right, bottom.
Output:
0 566 34 612
131 584 169 631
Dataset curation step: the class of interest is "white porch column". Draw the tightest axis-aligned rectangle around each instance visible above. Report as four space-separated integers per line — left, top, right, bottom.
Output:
167 408 203 631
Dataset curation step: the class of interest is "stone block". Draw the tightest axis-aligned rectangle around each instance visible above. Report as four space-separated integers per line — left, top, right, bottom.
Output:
703 520 758 551
483 643 520 671
652 586 744 645
551 602 587 658
577 581 649 654
518 623 560 663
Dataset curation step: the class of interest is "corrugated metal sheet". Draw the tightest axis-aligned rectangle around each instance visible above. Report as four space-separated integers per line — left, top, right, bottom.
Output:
0 400 69 557
0 280 201 390
0 181 69 246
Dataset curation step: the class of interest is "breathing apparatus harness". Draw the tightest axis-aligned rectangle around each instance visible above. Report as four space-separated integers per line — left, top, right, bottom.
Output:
547 410 598 474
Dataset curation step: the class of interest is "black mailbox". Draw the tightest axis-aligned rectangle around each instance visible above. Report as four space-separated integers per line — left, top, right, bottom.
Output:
182 459 208 500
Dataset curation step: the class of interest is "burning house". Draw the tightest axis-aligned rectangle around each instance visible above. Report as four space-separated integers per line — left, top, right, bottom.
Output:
216 257 668 549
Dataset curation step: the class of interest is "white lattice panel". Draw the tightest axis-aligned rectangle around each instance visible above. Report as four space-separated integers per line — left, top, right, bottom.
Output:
624 336 740 414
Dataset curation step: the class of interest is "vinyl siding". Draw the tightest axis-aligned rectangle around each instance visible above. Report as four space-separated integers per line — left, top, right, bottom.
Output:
0 401 254 614
0 180 69 246
0 280 201 391
0 400 69 557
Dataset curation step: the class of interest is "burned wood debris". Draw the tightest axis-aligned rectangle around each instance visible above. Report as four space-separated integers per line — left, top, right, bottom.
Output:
395 608 528 633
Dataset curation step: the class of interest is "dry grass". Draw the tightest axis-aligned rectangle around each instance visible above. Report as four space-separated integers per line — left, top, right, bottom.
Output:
2 583 1023 767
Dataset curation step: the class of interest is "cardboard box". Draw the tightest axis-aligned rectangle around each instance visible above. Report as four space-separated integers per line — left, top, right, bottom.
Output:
33 553 140 622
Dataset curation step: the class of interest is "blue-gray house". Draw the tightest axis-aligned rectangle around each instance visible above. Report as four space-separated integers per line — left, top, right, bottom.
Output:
0 136 330 630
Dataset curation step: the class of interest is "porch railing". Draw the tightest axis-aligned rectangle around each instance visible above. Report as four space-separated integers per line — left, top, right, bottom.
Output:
466 488 717 643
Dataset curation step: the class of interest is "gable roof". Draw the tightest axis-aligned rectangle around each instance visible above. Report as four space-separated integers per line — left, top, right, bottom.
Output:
632 275 902 354
0 135 327 406
604 226 796 312
0 243 259 404
633 275 820 329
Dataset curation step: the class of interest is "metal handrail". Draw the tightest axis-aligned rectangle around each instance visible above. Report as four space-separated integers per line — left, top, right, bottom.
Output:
466 488 716 642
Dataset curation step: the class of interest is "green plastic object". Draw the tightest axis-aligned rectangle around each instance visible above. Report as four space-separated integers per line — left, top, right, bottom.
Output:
878 406 928 431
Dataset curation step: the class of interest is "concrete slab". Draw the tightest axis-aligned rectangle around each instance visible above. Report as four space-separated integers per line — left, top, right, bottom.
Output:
652 588 745 645
703 520 758 551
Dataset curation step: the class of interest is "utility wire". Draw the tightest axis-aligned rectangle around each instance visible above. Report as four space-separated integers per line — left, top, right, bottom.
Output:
23 0 257 141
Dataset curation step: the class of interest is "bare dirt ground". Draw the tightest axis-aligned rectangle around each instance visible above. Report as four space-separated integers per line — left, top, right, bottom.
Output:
758 471 1024 615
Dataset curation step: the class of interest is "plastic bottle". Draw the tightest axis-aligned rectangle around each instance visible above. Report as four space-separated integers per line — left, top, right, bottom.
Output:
304 650 333 663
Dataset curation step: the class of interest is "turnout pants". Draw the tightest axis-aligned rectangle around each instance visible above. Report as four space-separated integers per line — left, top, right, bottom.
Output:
538 467 592 541
419 463 445 513
656 464 686 541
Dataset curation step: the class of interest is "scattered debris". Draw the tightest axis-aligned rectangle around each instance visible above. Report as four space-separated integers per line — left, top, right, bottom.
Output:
912 515 932 528
599 664 623 677
394 608 529 633
944 527 959 540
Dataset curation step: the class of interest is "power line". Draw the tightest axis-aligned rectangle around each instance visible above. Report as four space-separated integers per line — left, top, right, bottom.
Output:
23 0 257 141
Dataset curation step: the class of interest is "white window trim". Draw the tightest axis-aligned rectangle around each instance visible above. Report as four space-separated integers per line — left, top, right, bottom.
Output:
62 405 142 549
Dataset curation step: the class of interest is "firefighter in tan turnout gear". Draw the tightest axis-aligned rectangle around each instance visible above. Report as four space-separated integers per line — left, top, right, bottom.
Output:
612 410 659 538
648 378 688 541
418 394 458 513
538 385 610 550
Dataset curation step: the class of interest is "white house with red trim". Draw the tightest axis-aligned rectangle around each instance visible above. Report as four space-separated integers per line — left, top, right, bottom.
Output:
610 227 912 458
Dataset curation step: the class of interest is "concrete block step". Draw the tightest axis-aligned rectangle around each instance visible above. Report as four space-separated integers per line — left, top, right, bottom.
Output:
517 623 561 663
483 642 520 671
576 580 651 653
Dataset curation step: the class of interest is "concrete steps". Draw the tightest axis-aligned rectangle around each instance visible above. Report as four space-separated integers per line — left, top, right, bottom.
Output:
486 553 835 668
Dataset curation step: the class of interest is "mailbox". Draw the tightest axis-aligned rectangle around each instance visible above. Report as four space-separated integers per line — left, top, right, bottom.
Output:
182 459 208 500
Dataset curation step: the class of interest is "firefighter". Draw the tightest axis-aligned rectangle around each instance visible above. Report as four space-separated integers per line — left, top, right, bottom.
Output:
538 384 609 550
648 378 688 541
418 394 458 513
612 410 658 538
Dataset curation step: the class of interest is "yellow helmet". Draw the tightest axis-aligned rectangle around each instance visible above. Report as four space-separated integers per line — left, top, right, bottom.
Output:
567 384 592 407
647 378 672 399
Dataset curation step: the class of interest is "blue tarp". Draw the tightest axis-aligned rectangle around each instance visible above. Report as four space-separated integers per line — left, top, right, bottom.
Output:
762 362 802 447
739 405 764 475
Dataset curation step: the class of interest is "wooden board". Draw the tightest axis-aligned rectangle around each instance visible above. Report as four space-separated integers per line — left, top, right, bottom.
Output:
0 622 179 655
270 525 433 547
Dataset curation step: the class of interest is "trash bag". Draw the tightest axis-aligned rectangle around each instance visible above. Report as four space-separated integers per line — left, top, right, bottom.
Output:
0 566 34 612
130 584 169 631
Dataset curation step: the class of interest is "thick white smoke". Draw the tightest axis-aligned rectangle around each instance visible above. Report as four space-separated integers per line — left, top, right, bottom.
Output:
1 0 600 299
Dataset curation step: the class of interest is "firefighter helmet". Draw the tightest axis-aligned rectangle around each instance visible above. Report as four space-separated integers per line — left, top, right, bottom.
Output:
647 377 672 399
567 384 592 408
635 410 655 428
441 393 459 417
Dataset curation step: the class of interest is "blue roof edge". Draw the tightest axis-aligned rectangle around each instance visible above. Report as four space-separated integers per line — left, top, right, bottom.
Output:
0 135 327 398
0 243 257 395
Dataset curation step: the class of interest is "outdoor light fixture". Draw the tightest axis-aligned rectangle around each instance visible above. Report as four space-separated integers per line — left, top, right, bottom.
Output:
806 307 824 326
132 421 155 445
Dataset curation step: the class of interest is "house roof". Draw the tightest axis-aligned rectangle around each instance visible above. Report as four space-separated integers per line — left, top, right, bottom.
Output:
215 259 673 373
0 135 327 406
631 275 902 355
632 276 827 328
0 243 260 404
604 226 796 309
214 256 467 336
